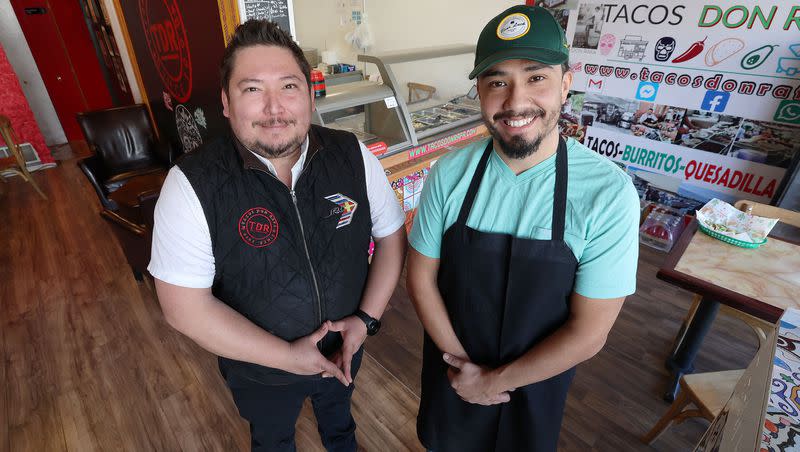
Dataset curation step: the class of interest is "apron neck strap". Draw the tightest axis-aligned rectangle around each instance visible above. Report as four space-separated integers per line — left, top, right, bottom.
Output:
551 137 568 242
456 139 494 226
455 137 569 242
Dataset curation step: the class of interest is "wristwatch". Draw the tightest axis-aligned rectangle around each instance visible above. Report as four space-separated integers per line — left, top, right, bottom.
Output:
354 309 381 336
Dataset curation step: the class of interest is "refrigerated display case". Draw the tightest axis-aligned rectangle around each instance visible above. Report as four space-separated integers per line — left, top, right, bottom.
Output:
311 44 481 159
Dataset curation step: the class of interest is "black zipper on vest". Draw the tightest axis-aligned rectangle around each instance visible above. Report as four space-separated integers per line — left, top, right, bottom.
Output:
290 189 323 326
248 152 325 329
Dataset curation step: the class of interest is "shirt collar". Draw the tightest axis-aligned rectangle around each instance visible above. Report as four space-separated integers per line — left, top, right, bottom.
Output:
233 127 322 174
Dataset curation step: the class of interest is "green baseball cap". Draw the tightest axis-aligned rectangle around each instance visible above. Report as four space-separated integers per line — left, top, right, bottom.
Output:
469 5 569 79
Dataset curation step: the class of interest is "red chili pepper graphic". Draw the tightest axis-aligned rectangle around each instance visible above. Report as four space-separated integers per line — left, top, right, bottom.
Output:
672 37 707 63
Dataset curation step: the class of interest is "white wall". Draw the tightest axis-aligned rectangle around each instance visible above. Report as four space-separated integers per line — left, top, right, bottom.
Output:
0 2 67 145
294 0 521 102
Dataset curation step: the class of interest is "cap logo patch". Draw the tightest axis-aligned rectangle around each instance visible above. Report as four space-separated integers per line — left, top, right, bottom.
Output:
497 13 530 41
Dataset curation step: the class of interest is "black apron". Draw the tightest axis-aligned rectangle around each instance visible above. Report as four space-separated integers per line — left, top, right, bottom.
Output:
418 138 579 452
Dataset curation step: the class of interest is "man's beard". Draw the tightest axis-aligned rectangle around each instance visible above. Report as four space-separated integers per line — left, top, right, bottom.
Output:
245 119 308 159
484 107 559 160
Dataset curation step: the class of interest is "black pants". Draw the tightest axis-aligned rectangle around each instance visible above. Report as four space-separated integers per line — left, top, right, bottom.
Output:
223 349 363 452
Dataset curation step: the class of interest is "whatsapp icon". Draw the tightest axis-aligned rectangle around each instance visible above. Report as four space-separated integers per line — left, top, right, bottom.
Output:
773 100 800 125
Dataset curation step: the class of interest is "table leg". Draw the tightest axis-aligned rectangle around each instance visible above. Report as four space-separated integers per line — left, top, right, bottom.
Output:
667 295 702 359
663 298 720 402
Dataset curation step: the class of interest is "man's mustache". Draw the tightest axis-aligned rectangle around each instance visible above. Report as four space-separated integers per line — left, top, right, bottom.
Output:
252 118 296 127
492 109 545 121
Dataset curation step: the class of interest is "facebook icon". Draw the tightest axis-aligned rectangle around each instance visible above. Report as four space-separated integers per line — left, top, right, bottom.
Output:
701 90 730 112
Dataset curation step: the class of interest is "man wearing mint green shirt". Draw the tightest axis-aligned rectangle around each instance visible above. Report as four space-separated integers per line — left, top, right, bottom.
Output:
408 5 640 452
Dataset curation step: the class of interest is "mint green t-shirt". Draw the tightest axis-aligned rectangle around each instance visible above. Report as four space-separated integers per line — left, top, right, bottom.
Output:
409 137 640 299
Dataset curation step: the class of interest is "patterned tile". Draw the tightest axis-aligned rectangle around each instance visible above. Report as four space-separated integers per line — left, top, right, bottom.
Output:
762 309 800 452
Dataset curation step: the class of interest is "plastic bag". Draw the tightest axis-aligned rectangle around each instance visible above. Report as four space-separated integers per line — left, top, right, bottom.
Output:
345 14 374 50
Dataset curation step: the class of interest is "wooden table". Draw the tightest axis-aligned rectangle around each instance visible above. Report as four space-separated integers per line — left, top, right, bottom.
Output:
107 171 166 223
657 220 800 400
108 172 166 209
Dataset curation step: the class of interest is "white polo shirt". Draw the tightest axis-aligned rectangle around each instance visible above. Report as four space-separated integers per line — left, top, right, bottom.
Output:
148 136 405 288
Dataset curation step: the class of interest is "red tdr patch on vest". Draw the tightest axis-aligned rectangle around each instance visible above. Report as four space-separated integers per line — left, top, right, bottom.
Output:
238 207 279 248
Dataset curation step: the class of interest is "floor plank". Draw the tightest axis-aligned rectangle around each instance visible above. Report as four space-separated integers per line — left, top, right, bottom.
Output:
1 145 757 451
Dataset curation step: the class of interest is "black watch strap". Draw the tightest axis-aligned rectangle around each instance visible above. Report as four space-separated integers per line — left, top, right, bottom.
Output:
354 309 381 336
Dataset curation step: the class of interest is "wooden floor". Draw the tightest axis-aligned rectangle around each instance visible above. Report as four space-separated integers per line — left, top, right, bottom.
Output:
1 144 757 452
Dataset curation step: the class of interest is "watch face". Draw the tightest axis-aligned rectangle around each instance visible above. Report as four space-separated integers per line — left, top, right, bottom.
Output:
357 310 381 335
368 319 381 335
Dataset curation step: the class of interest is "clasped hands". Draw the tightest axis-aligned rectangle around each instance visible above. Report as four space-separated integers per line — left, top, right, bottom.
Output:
444 353 514 406
287 316 367 387
287 321 513 405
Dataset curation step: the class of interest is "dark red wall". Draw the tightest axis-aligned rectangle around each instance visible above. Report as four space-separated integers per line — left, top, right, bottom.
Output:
118 0 227 153
48 0 113 109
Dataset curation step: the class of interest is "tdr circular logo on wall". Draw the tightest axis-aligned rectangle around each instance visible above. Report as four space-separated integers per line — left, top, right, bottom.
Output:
139 0 193 102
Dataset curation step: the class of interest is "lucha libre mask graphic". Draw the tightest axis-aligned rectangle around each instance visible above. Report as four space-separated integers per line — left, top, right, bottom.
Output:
598 34 616 56
654 37 676 62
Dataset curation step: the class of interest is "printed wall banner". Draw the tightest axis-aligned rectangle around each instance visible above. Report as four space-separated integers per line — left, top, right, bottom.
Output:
544 0 800 203
584 125 786 204
567 1 800 124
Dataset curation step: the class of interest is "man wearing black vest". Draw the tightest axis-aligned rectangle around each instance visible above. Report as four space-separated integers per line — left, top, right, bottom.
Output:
148 20 406 452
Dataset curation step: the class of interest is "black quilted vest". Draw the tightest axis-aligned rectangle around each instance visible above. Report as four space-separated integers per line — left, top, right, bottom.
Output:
178 125 372 384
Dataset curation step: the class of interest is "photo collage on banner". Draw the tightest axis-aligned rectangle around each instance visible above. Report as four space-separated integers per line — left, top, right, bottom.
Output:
539 0 800 208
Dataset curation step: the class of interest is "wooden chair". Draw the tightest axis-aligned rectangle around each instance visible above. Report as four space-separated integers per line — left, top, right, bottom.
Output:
643 309 772 444
0 115 47 199
734 200 800 229
642 369 744 444
101 174 164 282
407 82 436 104
644 200 795 444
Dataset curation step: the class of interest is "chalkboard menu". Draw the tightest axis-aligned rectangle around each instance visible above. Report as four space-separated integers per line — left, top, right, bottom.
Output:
238 0 295 37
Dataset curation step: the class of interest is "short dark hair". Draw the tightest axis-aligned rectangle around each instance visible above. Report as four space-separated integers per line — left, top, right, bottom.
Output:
220 20 311 94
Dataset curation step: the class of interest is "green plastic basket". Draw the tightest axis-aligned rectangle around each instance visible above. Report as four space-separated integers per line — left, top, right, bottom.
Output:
698 223 767 249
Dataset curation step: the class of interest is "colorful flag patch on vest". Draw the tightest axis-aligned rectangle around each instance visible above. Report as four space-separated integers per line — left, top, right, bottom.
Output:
324 193 358 229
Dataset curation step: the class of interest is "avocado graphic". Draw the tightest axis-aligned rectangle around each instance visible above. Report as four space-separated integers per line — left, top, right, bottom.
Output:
741 45 778 70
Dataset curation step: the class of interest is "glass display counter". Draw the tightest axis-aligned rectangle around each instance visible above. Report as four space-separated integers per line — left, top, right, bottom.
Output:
311 44 480 159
